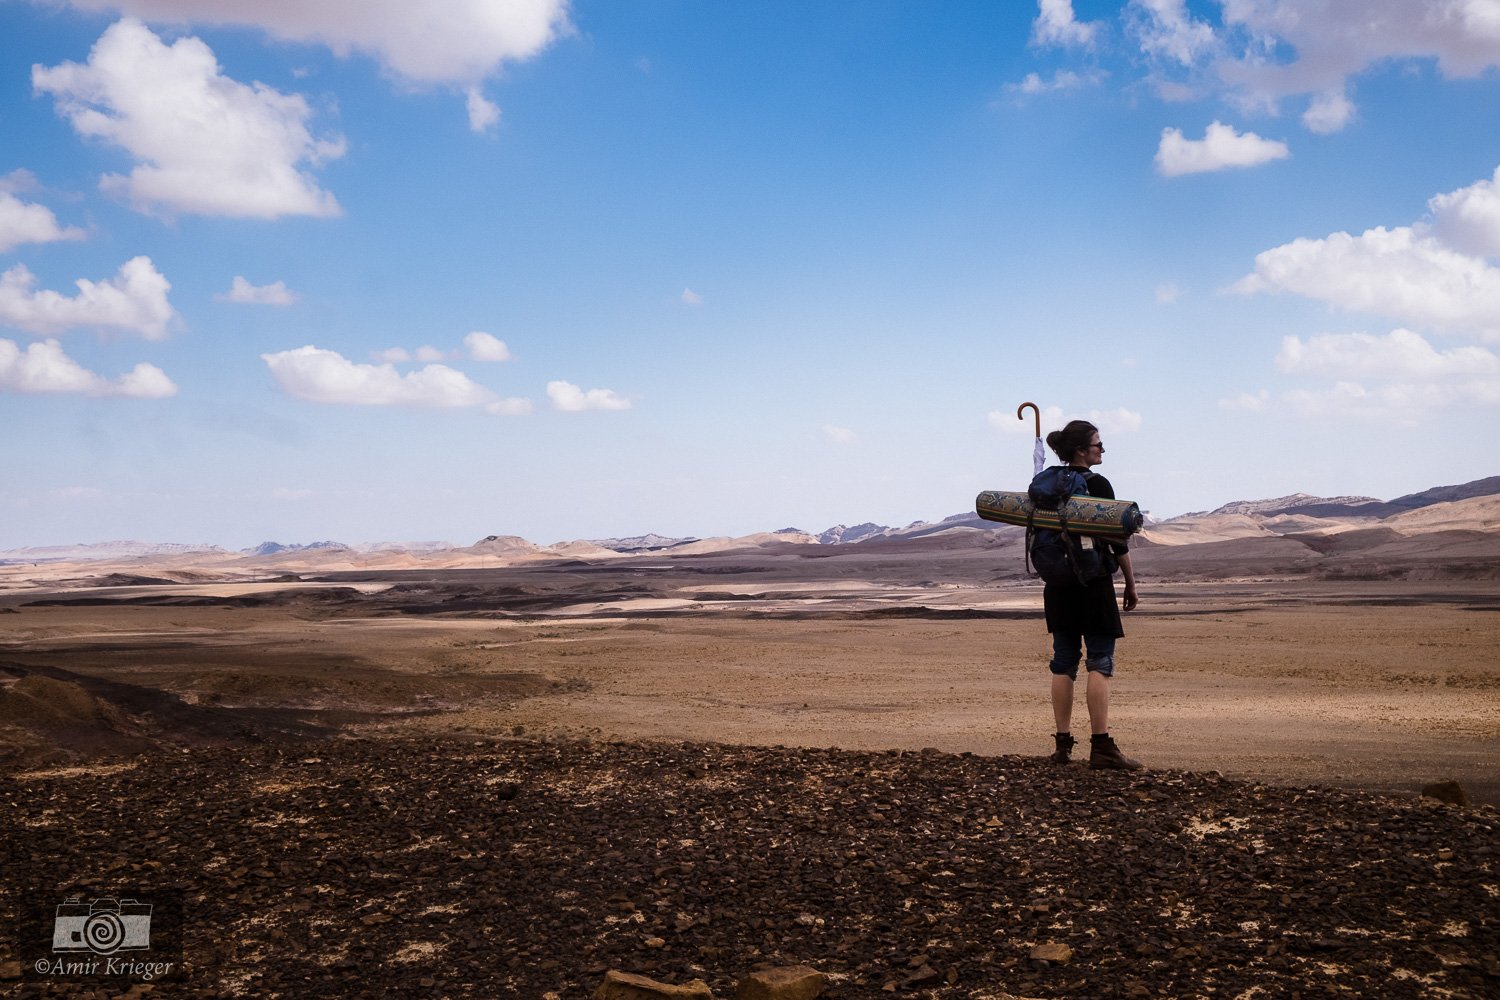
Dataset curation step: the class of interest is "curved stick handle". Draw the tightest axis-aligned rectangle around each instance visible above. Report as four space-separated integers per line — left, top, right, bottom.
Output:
1017 401 1040 438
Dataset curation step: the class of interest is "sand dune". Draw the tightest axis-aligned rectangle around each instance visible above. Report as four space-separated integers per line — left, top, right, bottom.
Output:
1138 513 1277 545
664 531 820 556
1384 492 1500 531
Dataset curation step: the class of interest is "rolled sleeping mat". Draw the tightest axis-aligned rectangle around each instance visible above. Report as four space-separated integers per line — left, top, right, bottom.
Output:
975 490 1144 540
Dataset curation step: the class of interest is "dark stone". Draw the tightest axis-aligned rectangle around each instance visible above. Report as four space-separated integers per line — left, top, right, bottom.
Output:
1421 781 1470 806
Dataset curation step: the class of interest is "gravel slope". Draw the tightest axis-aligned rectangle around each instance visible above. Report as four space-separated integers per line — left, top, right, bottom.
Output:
3 736 1497 998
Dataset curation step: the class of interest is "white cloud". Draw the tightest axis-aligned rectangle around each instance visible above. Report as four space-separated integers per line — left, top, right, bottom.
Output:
262 345 496 408
1033 0 1100 48
1006 69 1100 98
485 397 533 416
1233 166 1500 340
1153 80 1198 103
822 425 856 444
1232 224 1500 337
681 288 703 305
988 404 1141 439
1280 380 1379 419
115 359 177 397
60 0 572 86
1301 89 1355 134
1088 407 1144 434
1232 326 1500 423
1280 378 1500 420
1130 0 1218 67
0 170 42 195
1155 121 1290 176
1215 0 1500 132
219 276 297 305
546 380 631 412
0 256 175 338
465 331 512 362
373 344 452 363
0 189 85 253
1155 281 1182 304
1059 1 1500 133
465 87 501 133
0 337 176 397
1276 328 1500 378
989 404 1065 436
1429 165 1500 259
34 19 345 220
1223 0 1500 82
1217 389 1270 411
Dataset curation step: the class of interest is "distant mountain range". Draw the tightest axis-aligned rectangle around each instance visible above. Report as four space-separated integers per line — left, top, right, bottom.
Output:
246 540 351 557
3 477 1497 563
1183 476 1500 519
583 533 703 553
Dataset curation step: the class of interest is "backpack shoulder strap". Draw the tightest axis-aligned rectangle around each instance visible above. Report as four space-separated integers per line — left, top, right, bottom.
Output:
1023 506 1037 578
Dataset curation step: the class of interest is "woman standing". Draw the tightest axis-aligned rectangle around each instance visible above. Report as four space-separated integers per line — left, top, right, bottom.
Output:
1042 419 1142 770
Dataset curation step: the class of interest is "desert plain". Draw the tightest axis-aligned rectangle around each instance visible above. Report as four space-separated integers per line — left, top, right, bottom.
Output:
2 502 1498 997
2 542 1496 802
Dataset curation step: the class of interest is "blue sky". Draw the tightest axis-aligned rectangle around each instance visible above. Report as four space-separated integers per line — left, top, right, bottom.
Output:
3 1 1499 548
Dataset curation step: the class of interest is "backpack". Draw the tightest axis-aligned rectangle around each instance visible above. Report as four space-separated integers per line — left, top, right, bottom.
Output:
1025 466 1110 586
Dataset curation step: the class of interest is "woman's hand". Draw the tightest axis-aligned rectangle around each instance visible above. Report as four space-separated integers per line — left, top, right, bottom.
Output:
1118 552 1138 611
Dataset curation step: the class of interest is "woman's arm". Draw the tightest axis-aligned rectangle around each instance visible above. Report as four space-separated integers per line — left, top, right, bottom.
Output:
1118 551 1138 611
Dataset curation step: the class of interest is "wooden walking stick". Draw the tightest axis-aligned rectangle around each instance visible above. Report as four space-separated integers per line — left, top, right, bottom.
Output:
1017 401 1044 474
1017 401 1040 438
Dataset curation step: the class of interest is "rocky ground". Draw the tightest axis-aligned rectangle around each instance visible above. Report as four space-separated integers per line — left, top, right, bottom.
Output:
3 735 1496 999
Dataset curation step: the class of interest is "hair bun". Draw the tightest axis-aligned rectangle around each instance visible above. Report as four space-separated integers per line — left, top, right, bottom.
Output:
1046 419 1099 463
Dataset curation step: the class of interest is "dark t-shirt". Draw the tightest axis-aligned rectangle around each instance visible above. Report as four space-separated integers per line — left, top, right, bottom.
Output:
1042 469 1127 638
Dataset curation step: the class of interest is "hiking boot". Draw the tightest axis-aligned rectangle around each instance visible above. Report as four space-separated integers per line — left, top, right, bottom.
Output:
1048 733 1076 764
1089 734 1143 771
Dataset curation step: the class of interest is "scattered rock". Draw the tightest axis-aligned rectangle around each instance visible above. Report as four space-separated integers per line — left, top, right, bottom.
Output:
902 963 942 987
735 964 826 1000
1422 781 1470 806
1029 942 1074 964
5 738 1498 998
595 970 715 999
1427 945 1477 968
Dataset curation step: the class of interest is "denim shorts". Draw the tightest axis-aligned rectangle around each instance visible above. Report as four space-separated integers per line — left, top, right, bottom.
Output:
1049 632 1116 680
